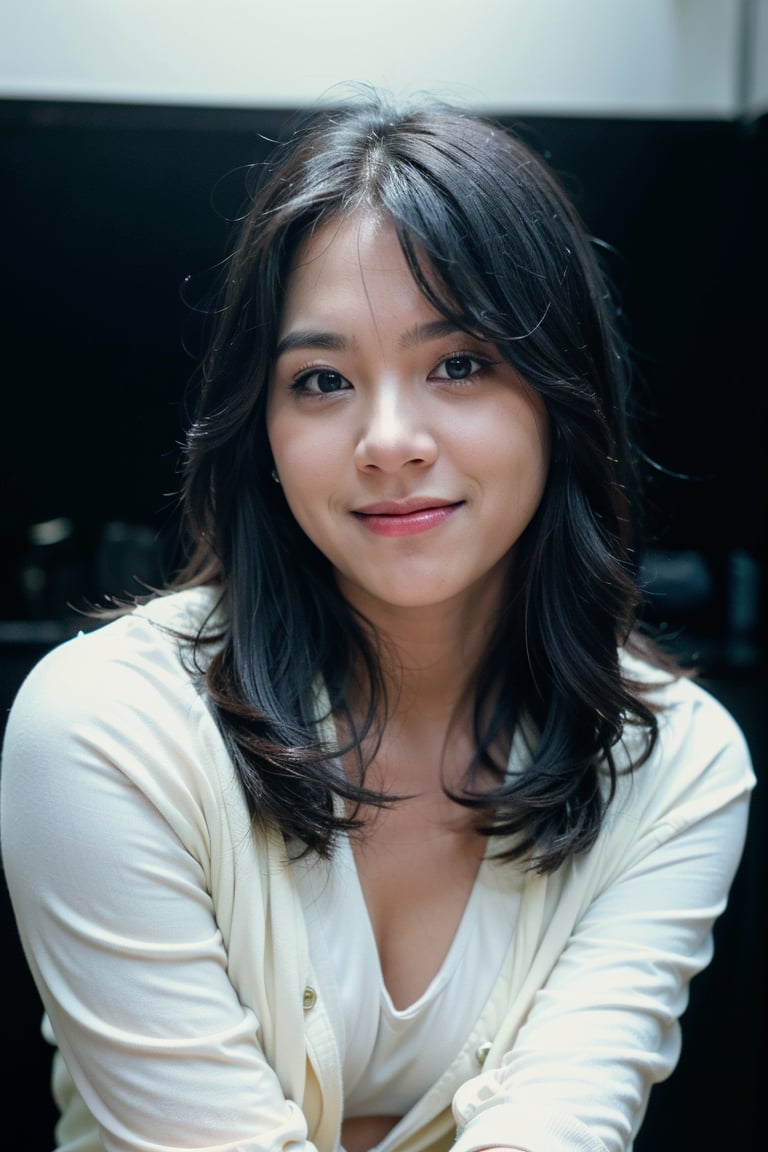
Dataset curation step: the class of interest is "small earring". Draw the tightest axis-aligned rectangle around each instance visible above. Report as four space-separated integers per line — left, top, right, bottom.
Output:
271 468 280 485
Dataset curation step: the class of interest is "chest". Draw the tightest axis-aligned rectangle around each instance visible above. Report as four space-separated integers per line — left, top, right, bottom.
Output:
293 828 521 1124
351 794 487 1010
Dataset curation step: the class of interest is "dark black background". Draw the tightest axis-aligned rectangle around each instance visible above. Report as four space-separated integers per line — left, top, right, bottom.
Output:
1 98 765 1149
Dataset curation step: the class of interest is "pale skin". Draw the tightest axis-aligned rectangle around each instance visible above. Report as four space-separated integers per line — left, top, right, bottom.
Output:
266 211 550 1152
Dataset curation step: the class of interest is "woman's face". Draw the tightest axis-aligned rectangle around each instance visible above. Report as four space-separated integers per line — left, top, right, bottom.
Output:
266 212 550 622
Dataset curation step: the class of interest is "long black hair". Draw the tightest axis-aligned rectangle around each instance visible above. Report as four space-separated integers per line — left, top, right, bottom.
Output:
173 90 663 872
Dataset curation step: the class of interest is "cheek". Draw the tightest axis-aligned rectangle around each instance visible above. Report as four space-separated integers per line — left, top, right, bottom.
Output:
267 413 342 532
518 392 551 482
532 410 552 486
268 392 354 482
478 398 551 489
267 405 311 485
278 441 343 500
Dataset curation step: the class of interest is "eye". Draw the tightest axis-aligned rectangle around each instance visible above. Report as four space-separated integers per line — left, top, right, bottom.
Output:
292 368 351 394
432 353 488 381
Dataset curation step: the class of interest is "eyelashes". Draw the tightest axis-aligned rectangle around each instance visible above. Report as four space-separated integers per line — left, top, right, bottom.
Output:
431 353 494 381
290 367 350 395
289 351 496 395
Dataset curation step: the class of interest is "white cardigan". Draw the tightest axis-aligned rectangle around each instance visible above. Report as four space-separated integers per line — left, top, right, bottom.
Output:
0 587 754 1152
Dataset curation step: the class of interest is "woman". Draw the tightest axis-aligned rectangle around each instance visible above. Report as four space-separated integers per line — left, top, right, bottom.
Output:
0 91 754 1152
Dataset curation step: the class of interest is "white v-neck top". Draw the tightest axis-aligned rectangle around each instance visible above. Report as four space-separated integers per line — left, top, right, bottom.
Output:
293 834 522 1117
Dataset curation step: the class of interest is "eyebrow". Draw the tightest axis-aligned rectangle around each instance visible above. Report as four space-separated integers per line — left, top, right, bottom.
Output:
398 319 466 349
274 329 350 357
274 319 466 359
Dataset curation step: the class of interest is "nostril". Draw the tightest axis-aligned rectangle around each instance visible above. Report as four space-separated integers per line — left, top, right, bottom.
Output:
354 421 438 473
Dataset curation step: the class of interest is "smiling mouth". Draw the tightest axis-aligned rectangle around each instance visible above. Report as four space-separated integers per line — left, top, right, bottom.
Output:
352 500 463 537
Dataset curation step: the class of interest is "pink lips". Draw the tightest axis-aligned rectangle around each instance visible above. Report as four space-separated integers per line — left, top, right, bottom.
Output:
352 498 462 537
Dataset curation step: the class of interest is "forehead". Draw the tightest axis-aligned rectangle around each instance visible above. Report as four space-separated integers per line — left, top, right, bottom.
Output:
290 211 408 279
279 211 435 329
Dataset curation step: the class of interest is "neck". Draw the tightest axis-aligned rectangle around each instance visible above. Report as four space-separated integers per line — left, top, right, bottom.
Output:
337 579 508 795
359 594 500 708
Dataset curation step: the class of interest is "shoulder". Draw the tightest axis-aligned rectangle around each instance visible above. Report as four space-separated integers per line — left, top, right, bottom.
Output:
1 587 228 799
614 646 755 830
620 645 750 759
131 583 225 640
11 586 222 710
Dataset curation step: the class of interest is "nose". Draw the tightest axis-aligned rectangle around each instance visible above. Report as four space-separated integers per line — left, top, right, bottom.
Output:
353 384 438 474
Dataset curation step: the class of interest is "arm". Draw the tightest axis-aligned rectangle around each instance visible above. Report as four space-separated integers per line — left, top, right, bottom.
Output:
1 628 316 1152
452 691 754 1152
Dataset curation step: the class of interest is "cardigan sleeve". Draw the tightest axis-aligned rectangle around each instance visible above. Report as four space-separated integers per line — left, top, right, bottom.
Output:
450 676 755 1152
0 616 320 1152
